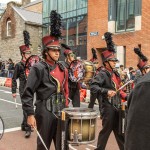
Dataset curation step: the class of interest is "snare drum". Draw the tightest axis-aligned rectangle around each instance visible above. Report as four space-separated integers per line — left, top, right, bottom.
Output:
25 55 41 77
69 60 96 83
63 107 98 144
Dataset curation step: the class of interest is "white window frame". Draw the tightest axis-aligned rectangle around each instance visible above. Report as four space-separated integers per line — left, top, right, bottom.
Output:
7 20 11 37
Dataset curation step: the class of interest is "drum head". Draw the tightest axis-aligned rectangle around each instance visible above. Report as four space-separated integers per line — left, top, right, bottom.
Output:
69 60 85 82
25 55 41 77
63 107 97 117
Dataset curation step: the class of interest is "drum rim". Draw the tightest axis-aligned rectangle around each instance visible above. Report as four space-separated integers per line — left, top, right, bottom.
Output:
63 107 98 116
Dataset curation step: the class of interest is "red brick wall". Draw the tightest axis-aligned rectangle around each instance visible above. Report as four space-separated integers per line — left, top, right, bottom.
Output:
87 0 150 68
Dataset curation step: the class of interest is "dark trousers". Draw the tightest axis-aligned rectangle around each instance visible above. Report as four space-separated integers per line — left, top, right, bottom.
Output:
20 93 31 131
88 92 102 109
95 102 124 150
69 87 80 107
21 110 31 131
35 102 58 150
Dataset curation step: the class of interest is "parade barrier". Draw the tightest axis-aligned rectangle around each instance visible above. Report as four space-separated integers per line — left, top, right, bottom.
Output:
80 89 86 102
4 78 12 87
85 89 90 103
0 77 7 86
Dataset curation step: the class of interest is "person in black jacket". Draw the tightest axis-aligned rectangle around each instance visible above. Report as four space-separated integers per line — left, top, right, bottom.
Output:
8 58 14 78
125 71 150 150
11 33 32 138
61 44 80 107
21 10 69 150
91 32 127 150
133 48 150 85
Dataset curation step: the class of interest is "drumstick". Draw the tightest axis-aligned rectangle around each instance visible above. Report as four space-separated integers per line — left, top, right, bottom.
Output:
61 111 66 150
14 97 18 109
116 80 133 92
68 98 73 107
33 126 48 150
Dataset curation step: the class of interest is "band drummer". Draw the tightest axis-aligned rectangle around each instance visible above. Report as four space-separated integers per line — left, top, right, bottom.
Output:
90 32 127 150
11 30 32 138
21 10 69 150
62 44 80 107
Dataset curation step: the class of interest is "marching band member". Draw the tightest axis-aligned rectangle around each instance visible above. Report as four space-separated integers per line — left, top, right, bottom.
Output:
124 48 150 150
90 32 127 150
88 48 101 109
125 70 150 150
21 10 69 150
134 48 150 75
62 44 80 107
11 30 32 138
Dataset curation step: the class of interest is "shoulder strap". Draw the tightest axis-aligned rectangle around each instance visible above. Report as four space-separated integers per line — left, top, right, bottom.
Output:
57 61 65 71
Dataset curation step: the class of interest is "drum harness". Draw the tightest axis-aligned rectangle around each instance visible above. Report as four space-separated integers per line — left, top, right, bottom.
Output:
43 61 67 118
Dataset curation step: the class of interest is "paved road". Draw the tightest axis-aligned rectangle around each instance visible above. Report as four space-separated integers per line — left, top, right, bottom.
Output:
0 86 119 150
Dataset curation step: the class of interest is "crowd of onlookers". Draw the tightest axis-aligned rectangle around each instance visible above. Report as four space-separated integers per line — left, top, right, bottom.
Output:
116 64 142 95
0 58 142 86
0 58 15 78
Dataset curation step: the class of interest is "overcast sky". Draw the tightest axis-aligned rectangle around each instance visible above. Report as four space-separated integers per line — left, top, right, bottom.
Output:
1 0 35 4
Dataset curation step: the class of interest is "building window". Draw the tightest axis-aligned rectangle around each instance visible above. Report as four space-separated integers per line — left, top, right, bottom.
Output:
6 19 11 37
116 0 135 32
116 46 126 66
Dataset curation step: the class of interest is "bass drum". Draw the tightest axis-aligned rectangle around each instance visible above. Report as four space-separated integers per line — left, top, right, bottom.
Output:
69 60 96 83
25 55 41 77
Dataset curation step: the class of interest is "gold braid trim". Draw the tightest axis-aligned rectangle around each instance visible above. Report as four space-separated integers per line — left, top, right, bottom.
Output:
51 75 61 93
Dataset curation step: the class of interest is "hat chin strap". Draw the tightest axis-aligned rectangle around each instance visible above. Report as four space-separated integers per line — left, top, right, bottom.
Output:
46 51 57 63
142 68 146 75
22 53 27 61
107 61 114 71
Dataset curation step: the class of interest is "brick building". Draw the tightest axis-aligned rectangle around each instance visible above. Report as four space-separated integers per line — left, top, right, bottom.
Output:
87 0 149 68
0 0 42 62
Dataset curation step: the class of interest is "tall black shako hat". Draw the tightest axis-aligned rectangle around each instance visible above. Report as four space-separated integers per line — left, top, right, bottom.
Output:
20 30 31 53
134 48 149 71
101 32 118 62
42 10 62 50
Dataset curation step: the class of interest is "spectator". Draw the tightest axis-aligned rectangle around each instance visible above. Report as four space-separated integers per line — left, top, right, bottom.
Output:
1 61 6 77
8 58 14 78
129 67 134 79
119 64 124 74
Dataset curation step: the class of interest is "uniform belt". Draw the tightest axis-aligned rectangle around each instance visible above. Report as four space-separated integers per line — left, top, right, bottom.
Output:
45 93 66 116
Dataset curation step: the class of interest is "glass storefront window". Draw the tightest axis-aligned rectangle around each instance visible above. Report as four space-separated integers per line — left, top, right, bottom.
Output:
43 0 88 59
50 0 57 11
58 0 66 14
116 0 135 32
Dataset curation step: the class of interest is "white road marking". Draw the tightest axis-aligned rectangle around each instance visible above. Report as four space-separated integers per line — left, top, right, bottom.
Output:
0 98 22 106
68 144 77 150
0 89 19 95
5 127 21 133
87 144 97 148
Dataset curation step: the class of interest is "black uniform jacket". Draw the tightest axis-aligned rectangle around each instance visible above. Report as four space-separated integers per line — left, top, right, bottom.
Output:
90 69 126 102
12 61 26 95
22 61 68 116
125 72 150 150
